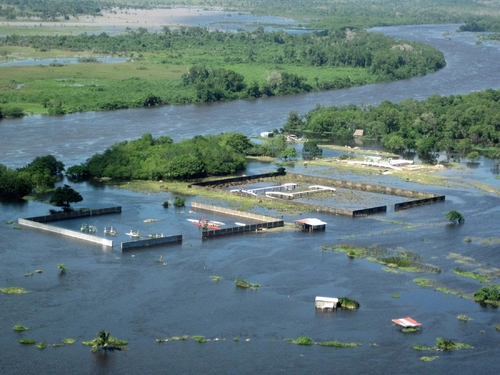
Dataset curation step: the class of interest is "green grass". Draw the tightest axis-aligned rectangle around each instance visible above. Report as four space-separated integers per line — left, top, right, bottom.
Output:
0 287 29 294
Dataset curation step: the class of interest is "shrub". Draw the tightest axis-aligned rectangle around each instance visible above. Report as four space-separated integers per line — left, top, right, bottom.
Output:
173 197 185 207
295 337 313 345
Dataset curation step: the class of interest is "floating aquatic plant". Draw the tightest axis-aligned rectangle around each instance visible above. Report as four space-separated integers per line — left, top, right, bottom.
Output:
338 297 360 309
58 264 67 273
235 279 260 289
83 330 128 352
402 327 420 333
390 294 401 299
19 339 36 345
192 336 207 343
37 342 47 349
317 341 361 347
420 356 439 362
457 315 472 322
210 275 222 281
13 325 28 331
62 338 76 344
294 336 313 345
0 287 29 294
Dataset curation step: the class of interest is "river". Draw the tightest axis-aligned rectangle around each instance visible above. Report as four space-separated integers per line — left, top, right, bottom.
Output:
1 24 500 375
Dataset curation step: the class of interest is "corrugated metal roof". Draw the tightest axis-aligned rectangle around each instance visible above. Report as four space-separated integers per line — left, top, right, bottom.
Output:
392 317 422 327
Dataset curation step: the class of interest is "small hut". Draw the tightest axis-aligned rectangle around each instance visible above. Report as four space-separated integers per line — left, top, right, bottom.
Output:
294 218 327 232
392 317 423 330
315 296 339 310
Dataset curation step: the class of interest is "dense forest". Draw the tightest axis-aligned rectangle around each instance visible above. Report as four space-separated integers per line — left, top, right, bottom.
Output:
0 28 445 118
283 89 500 162
0 155 64 200
66 132 289 181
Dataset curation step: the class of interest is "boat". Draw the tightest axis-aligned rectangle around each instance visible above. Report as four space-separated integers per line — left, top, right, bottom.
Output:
80 223 97 233
187 217 222 230
104 227 117 236
235 222 247 226
126 230 141 238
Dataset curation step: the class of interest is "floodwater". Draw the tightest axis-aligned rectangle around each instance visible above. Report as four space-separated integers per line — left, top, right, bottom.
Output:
1 24 500 375
0 57 127 67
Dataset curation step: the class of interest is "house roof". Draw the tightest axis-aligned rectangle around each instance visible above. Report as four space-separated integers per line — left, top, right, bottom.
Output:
392 317 422 328
294 218 327 226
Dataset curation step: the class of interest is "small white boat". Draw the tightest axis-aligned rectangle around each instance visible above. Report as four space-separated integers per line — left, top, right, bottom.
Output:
235 222 247 226
126 230 140 238
104 227 117 235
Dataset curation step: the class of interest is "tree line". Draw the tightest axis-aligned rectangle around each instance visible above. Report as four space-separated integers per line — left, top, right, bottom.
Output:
283 89 500 162
0 27 445 117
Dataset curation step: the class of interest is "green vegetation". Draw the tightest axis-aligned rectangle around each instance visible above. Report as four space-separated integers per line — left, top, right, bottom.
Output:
50 184 83 208
82 330 128 352
70 133 253 181
210 275 222 281
0 286 29 294
317 341 361 347
338 297 360 309
235 279 260 289
0 155 64 200
457 315 472 322
454 268 489 283
284 90 500 162
19 339 36 344
420 356 439 362
473 286 500 306
412 338 472 351
57 263 67 273
62 338 76 344
294 336 313 345
37 342 47 349
446 211 465 224
13 325 28 331
0 24 445 117
173 197 186 207
323 244 440 273
192 336 207 343
413 278 434 288
390 294 401 299
402 327 420 333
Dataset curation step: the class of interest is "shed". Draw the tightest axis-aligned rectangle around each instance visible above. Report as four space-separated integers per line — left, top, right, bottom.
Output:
353 129 364 137
294 218 327 231
392 317 423 329
315 296 339 309
260 131 274 138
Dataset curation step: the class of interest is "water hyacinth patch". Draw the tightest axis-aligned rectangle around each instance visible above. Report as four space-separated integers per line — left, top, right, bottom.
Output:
13 325 28 331
317 341 361 347
19 339 36 345
1 287 29 294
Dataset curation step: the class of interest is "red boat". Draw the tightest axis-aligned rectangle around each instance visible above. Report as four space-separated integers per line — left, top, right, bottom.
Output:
187 217 222 230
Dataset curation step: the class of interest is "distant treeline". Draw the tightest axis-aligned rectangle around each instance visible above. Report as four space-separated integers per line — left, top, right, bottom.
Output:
0 0 104 20
283 89 500 162
0 28 445 118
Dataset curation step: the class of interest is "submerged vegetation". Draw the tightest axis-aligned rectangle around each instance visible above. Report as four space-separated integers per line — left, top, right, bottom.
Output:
412 338 472 351
82 330 128 352
235 279 260 289
322 244 440 273
0 286 29 294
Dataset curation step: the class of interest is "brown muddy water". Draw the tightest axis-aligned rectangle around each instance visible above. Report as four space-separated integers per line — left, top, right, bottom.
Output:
1 24 500 374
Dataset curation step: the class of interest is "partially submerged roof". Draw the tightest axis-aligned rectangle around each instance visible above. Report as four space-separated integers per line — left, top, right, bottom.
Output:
294 218 327 226
392 317 423 328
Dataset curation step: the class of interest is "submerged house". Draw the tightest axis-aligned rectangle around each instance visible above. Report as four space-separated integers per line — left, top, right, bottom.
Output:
294 218 327 231
315 296 339 310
